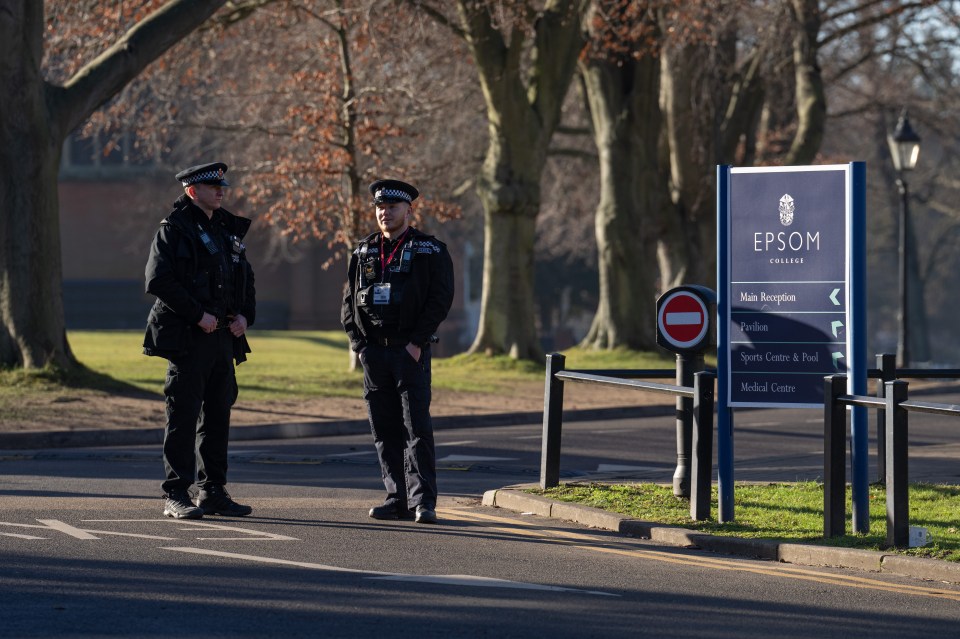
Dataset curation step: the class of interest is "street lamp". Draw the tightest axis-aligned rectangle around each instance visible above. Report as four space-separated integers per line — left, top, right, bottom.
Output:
887 110 921 368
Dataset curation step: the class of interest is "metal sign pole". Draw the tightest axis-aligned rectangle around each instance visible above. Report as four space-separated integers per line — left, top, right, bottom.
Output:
849 162 869 533
716 165 735 522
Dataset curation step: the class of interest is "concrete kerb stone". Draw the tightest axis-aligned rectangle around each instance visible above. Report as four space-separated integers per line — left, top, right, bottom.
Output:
778 543 882 572
881 554 960 584
484 487 960 585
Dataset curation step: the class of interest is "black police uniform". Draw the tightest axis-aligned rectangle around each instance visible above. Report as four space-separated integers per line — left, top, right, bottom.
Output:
143 164 255 500
341 180 454 518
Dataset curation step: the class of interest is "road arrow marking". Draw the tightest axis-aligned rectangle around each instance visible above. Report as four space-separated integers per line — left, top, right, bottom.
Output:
831 321 844 337
829 288 841 305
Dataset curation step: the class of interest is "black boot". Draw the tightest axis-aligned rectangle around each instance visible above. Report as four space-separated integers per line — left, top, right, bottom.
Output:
195 484 252 516
369 502 414 520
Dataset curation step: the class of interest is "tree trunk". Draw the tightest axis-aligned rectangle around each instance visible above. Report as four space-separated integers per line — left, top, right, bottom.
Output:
458 0 587 361
784 0 825 166
0 0 228 370
472 193 540 359
0 1 71 368
579 50 662 350
0 78 72 368
656 39 718 289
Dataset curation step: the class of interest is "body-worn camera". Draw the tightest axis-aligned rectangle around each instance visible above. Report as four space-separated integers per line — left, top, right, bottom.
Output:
357 286 372 307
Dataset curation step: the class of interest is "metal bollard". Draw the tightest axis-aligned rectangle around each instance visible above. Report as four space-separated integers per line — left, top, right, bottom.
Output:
823 375 847 537
690 371 716 521
540 353 565 489
674 352 705 497
885 380 909 548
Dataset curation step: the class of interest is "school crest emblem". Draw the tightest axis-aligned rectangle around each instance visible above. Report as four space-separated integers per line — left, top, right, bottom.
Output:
779 194 795 226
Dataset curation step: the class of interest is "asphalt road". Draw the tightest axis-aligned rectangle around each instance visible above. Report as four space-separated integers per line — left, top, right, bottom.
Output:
2 393 960 637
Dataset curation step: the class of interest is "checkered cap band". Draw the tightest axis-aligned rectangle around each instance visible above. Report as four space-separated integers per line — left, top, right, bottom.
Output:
376 188 412 203
182 168 225 186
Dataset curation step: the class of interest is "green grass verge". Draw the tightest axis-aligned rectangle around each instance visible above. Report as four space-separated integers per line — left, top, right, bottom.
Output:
535 481 960 562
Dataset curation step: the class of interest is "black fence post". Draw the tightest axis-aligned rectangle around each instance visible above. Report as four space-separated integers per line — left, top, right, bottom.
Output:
690 371 716 521
540 353 566 489
885 379 909 548
824 374 847 538
875 353 896 485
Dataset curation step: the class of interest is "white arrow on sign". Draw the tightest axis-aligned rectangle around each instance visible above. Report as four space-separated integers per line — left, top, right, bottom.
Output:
831 320 844 337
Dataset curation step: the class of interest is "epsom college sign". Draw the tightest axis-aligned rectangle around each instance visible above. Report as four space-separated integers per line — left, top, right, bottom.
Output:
715 163 867 523
718 164 865 408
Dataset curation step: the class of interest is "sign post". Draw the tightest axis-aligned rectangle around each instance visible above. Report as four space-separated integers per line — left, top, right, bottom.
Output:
717 163 866 528
656 286 716 497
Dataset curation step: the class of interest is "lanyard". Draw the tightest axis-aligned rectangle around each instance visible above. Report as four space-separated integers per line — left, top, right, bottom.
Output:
379 229 409 277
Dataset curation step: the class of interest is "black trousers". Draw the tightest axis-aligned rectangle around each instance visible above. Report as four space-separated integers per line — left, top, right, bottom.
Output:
161 328 238 493
361 343 437 509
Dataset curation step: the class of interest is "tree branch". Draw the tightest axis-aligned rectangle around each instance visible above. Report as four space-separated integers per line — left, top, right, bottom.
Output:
397 0 466 40
820 0 937 49
51 0 229 137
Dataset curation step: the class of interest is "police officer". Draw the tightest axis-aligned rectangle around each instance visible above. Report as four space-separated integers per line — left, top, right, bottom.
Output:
144 162 256 519
341 179 454 524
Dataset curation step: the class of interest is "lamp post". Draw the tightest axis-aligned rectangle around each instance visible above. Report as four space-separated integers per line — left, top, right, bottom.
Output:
887 111 921 369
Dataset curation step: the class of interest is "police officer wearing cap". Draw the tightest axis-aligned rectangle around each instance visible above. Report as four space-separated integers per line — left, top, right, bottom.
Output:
143 162 256 519
341 179 454 524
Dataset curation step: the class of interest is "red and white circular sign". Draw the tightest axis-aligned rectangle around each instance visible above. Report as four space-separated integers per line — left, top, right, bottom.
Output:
657 290 710 350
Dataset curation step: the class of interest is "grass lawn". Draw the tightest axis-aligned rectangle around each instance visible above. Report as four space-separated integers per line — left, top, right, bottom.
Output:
536 481 960 562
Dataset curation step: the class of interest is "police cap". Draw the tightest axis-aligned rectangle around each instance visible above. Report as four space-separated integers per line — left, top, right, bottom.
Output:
369 179 418 204
176 162 230 187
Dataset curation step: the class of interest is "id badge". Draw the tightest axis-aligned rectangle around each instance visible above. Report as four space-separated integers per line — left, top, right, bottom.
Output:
372 283 391 305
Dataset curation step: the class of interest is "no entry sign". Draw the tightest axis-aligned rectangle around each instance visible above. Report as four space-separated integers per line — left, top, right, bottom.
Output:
656 286 715 354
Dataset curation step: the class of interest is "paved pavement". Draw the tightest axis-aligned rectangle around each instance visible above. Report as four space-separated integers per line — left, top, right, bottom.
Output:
3 385 960 587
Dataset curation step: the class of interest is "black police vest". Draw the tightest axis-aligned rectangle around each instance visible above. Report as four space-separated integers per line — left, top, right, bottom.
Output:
356 234 415 331
194 211 244 317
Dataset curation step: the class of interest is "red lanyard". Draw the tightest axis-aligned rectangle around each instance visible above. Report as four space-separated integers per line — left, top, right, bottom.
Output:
380 229 409 274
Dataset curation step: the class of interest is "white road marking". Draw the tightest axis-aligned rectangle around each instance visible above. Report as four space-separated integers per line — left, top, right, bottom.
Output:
83 519 298 541
173 520 299 541
162 547 616 597
162 547 390 574
368 574 617 596
0 519 295 542
35 519 98 540
436 440 478 447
